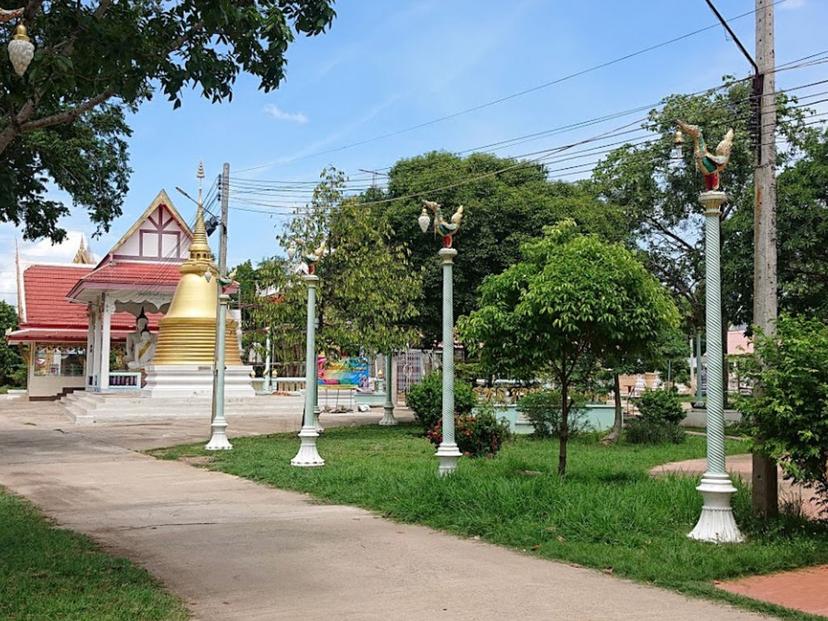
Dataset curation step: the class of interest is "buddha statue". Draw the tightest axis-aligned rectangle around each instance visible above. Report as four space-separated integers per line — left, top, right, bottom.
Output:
126 308 157 369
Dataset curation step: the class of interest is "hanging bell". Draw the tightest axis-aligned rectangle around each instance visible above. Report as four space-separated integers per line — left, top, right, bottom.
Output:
8 23 34 77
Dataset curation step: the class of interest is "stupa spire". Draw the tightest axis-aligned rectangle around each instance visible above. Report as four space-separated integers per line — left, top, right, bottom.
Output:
187 161 213 262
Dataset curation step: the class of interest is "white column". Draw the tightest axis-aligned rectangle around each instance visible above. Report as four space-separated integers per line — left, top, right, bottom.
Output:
85 304 95 390
99 295 114 392
379 352 398 425
688 191 743 543
91 298 103 391
436 247 462 476
291 273 324 467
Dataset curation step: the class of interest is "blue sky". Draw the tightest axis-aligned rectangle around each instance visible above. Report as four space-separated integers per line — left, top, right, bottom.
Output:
3 0 827 304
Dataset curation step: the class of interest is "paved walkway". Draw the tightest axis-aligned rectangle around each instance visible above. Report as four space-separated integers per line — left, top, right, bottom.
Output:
0 400 770 621
717 566 828 618
651 455 822 519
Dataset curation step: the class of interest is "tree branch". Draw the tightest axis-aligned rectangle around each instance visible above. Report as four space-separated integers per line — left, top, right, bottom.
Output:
19 91 114 132
646 216 696 254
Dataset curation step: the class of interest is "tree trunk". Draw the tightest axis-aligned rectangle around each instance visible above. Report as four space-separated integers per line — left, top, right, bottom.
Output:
602 372 623 444
558 380 569 476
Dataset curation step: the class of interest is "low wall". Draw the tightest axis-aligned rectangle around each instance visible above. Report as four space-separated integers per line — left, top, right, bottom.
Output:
681 407 742 428
491 403 616 434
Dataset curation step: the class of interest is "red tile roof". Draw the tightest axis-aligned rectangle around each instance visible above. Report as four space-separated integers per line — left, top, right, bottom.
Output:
21 265 92 328
10 264 165 343
75 260 182 287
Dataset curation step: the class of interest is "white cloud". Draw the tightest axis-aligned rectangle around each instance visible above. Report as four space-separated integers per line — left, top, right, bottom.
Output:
780 0 806 9
263 104 309 125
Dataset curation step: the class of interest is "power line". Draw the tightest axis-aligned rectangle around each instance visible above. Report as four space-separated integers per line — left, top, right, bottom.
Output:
228 114 828 218
236 0 795 173
227 76 828 211
233 53 828 190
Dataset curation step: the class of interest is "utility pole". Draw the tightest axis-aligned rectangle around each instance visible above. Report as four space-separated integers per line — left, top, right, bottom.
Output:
752 0 779 518
206 162 233 450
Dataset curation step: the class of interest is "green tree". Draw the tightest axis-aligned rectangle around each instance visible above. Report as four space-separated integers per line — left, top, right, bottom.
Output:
1 1 336 242
459 220 679 475
739 315 828 515
724 128 828 324
279 167 422 359
376 151 628 346
0 301 23 387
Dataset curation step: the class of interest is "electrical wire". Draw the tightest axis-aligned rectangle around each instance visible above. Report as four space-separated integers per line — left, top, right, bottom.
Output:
236 0 796 173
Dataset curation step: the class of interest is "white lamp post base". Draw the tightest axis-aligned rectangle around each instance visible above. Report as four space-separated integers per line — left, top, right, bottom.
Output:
291 426 325 467
688 472 744 543
435 443 462 476
379 405 398 426
205 422 233 451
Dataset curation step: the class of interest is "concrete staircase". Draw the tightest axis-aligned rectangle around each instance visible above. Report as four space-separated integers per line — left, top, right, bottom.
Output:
59 390 305 425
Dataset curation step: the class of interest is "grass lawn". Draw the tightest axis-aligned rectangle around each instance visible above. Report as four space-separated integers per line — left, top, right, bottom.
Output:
0 489 187 621
153 424 828 620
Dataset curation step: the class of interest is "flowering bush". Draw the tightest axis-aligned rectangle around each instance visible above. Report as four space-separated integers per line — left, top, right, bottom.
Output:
406 371 476 433
426 407 511 458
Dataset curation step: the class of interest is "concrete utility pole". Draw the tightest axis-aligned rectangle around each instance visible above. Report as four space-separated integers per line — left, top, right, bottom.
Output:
752 0 779 518
207 163 233 450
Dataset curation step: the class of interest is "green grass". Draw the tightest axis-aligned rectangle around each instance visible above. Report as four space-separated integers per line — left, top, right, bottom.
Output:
153 425 828 620
0 489 187 621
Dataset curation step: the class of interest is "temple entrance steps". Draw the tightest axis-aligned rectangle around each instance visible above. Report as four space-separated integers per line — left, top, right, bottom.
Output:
59 390 307 425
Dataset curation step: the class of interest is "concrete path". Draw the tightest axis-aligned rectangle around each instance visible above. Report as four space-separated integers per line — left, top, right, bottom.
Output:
0 401 770 620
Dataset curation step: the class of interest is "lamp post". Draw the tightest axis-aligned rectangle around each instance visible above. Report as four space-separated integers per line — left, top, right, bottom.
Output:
676 121 743 543
291 244 325 467
418 201 465 476
2 9 34 77
206 291 232 450
379 352 397 426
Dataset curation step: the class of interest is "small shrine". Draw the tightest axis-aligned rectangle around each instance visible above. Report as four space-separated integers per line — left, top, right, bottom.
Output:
8 190 193 398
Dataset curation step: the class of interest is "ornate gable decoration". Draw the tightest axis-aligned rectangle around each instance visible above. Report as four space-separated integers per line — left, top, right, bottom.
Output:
105 190 192 263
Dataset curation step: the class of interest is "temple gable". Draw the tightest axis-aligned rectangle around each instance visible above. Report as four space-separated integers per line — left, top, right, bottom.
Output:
106 190 191 262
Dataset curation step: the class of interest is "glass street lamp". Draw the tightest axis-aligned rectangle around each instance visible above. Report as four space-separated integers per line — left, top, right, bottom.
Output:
6 16 34 77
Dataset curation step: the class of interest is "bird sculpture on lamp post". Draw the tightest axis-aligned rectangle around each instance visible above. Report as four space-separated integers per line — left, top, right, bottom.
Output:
675 120 743 544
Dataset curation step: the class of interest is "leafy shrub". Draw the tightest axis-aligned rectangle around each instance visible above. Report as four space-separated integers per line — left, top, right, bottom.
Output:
739 315 828 515
626 418 685 444
406 371 476 433
517 389 589 439
627 388 685 444
635 388 684 425
426 406 511 457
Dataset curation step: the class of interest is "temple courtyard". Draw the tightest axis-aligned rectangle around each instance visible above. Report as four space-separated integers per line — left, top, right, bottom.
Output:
1 398 826 620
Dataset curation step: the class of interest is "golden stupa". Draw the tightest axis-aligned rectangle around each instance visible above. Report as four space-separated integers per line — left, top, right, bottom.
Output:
152 166 242 366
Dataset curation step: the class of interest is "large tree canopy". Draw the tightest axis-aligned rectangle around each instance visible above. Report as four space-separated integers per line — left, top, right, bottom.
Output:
592 77 811 332
1 0 336 242
265 167 421 360
375 151 628 346
723 128 828 325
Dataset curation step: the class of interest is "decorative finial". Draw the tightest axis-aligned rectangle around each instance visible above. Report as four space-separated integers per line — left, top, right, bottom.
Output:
421 200 464 248
675 120 734 191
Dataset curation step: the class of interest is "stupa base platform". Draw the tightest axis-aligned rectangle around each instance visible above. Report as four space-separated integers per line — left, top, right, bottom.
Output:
143 364 255 398
58 390 305 425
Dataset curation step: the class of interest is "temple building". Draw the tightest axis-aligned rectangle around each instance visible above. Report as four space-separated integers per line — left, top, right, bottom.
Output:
8 190 194 399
